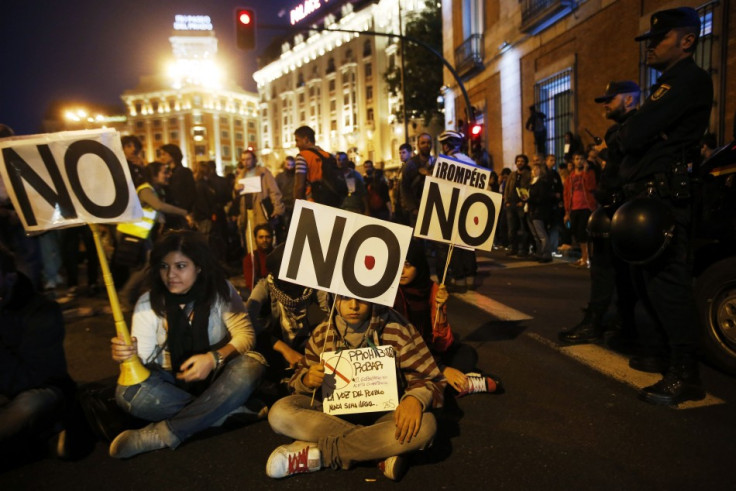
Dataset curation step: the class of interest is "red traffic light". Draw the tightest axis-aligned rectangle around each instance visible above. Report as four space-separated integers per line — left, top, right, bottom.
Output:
470 124 483 136
236 8 256 50
238 11 252 25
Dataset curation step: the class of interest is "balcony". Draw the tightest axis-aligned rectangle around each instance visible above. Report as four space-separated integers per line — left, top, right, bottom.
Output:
520 0 574 34
455 34 484 78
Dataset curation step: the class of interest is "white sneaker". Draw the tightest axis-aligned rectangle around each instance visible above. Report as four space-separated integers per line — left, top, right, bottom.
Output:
266 441 321 479
378 455 408 481
109 423 167 459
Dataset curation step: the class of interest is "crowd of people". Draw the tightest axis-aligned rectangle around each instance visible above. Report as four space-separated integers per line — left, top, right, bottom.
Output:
0 5 724 480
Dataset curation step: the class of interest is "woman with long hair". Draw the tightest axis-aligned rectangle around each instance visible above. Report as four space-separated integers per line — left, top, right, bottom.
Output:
109 231 266 459
393 241 502 397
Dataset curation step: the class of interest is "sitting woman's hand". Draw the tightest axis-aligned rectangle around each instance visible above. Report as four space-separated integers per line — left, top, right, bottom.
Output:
176 354 215 382
302 362 325 389
435 284 449 306
443 366 468 392
111 336 137 363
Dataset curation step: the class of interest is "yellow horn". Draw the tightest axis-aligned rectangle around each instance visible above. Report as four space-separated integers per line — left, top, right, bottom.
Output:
88 224 150 386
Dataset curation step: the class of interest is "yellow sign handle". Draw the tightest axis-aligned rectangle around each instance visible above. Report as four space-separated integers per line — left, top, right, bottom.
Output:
88 224 150 386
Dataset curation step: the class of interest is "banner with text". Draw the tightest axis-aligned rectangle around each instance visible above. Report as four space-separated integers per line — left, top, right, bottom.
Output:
321 346 399 416
279 200 413 306
0 129 142 233
414 176 502 251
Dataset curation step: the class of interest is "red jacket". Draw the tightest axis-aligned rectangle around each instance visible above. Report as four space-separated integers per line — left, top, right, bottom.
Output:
563 169 597 213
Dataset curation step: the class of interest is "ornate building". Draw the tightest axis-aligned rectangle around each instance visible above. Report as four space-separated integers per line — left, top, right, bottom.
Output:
253 0 440 170
121 15 259 174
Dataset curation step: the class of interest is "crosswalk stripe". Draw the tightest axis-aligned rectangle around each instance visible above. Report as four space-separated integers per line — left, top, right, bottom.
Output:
526 332 724 409
452 290 534 321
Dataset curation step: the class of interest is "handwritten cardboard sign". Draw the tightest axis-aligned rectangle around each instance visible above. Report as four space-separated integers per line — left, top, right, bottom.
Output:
279 200 413 306
414 176 502 251
321 346 399 415
0 129 142 232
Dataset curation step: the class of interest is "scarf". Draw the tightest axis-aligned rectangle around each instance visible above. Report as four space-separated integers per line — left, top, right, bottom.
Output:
164 281 211 392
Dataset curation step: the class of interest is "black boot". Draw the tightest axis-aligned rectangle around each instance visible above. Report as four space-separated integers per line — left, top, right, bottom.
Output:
558 307 603 345
639 355 705 406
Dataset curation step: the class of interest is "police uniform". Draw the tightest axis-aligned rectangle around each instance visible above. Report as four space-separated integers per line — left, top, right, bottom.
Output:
609 8 713 405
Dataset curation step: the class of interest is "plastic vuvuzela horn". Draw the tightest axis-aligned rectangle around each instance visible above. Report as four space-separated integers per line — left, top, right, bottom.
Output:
89 223 150 385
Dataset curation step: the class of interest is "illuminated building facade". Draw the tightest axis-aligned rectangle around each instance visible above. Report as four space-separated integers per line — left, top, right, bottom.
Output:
442 0 734 170
253 0 440 170
121 15 259 173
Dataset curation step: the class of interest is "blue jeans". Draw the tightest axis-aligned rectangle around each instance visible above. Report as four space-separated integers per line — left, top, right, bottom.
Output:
115 354 265 448
268 394 437 470
0 387 64 441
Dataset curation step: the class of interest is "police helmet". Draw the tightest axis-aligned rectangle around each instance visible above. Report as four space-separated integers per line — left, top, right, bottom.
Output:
609 198 675 264
586 206 612 239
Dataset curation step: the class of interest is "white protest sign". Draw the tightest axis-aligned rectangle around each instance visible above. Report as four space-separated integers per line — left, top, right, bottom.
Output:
321 346 399 415
432 154 491 190
415 176 502 251
238 176 262 194
279 200 413 306
0 129 142 233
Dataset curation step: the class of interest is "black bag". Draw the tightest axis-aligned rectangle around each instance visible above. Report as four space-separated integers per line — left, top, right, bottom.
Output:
113 234 146 268
303 148 348 207
77 378 147 442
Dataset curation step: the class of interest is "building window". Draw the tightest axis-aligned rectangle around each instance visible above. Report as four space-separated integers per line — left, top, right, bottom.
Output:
195 145 206 156
193 95 202 107
639 4 715 98
169 118 178 126
331 120 337 131
152 101 159 113
222 145 230 158
248 121 255 129
329 79 336 93
327 57 336 73
220 116 228 125
365 62 372 79
135 121 144 129
534 68 573 161
363 40 372 57
297 72 305 87
154 133 162 141
192 114 203 124
236 119 243 126
367 108 374 122
170 131 178 140
135 102 142 114
153 119 161 128
236 132 243 141
366 85 373 101
221 130 229 139
249 133 256 142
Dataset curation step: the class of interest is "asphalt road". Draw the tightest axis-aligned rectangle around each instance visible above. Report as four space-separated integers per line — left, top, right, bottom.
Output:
2 250 734 489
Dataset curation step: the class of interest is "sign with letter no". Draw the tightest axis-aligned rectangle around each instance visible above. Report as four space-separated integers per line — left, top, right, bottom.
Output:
0 129 142 232
414 156 502 251
320 346 399 416
279 200 413 307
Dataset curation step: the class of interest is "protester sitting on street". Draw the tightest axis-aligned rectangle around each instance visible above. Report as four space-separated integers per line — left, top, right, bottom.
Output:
108 231 266 459
563 152 597 267
265 295 444 481
242 224 274 292
246 245 329 395
393 241 503 397
0 244 77 465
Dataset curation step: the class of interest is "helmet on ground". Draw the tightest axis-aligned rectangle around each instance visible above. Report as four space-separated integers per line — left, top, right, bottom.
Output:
586 206 612 239
610 197 675 264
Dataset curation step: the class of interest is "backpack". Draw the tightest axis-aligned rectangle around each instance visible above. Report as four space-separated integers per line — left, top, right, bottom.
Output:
303 148 348 207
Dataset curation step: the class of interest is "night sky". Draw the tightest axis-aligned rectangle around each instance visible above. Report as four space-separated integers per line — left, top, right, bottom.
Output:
0 0 297 135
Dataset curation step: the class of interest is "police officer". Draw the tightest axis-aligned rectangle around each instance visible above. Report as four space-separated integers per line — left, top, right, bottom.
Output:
608 7 713 405
558 81 640 346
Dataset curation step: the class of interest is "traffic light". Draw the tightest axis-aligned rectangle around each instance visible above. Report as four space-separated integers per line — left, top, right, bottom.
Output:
236 8 255 50
469 122 483 146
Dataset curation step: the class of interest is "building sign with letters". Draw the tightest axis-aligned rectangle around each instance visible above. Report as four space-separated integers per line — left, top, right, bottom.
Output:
321 346 399 415
279 200 413 307
0 129 142 233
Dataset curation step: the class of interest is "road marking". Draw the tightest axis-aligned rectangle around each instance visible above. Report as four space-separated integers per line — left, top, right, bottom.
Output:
526 332 724 409
452 290 534 321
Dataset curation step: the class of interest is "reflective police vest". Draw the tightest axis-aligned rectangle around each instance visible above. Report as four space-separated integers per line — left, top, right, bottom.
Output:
117 183 158 239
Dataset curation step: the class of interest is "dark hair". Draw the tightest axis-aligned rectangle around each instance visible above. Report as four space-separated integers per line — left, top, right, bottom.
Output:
146 231 229 317
403 241 431 287
399 143 412 153
294 125 315 143
145 161 168 185
501 167 511 176
0 243 17 274
241 149 257 164
700 132 717 150
253 223 273 237
285 156 295 163
675 26 700 53
121 135 142 153
515 154 529 165
160 144 183 165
